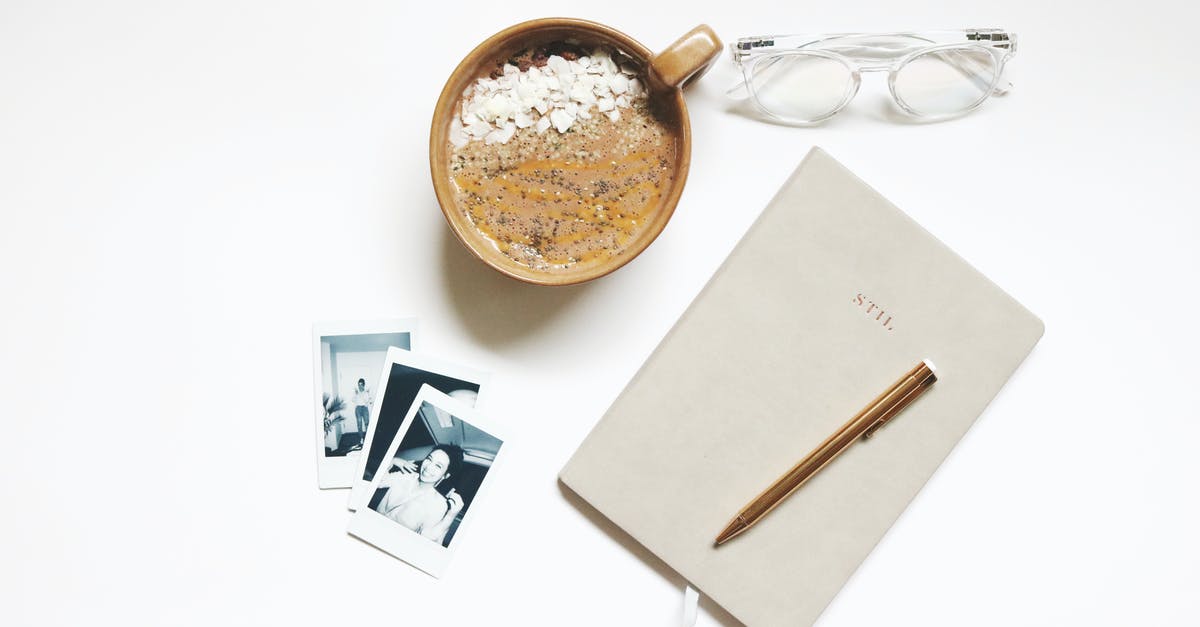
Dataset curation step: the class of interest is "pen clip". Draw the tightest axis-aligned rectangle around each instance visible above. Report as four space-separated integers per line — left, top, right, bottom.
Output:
860 365 937 441
862 418 887 439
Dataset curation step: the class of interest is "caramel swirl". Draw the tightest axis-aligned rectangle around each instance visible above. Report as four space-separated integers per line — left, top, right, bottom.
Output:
449 100 678 273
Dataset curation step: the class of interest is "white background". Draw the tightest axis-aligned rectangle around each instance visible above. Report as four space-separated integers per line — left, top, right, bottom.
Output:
1 1 1197 625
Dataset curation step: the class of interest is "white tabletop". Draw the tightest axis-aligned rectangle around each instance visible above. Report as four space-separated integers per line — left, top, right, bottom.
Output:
2 1 1197 625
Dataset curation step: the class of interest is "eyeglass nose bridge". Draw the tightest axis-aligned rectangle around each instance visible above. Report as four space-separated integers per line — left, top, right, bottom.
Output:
855 63 893 73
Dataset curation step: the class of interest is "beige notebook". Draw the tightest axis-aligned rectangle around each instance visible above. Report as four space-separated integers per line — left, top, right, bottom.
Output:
560 148 1043 626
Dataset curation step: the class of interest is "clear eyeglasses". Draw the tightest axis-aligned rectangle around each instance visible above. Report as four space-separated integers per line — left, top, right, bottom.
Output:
729 29 1017 124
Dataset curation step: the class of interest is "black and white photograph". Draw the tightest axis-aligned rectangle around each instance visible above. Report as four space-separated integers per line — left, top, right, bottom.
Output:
347 385 508 577
349 346 490 510
312 320 416 489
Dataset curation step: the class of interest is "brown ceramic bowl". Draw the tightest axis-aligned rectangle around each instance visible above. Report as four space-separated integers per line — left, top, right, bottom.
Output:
430 19 721 286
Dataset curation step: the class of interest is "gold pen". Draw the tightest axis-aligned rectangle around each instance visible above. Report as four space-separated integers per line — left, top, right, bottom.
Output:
714 359 938 546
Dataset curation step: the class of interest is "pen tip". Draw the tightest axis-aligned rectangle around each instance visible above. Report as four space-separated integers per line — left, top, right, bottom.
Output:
714 518 748 546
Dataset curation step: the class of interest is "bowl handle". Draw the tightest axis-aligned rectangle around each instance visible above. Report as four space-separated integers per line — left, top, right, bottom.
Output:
649 25 723 90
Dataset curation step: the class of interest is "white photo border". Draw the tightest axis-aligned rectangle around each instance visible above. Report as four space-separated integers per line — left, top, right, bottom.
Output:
349 347 490 510
313 319 417 489
347 384 510 578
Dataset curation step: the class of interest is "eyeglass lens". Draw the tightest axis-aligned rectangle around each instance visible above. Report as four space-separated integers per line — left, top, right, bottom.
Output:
749 53 854 122
892 47 999 117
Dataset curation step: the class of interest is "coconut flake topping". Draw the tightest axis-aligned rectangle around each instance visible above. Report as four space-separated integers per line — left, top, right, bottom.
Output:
450 49 646 147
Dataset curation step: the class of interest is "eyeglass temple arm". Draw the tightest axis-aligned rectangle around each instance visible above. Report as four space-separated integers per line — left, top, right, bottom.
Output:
726 43 751 97
963 30 1016 94
941 48 1013 95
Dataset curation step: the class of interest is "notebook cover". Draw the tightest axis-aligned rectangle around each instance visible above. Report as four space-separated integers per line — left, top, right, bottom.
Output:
559 148 1043 626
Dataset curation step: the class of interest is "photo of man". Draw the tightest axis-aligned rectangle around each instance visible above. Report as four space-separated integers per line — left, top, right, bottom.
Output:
316 329 411 460
312 321 415 490
352 378 373 435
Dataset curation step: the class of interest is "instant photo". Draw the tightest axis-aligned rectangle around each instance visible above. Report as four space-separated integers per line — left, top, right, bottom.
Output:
348 385 508 577
313 319 416 489
349 347 490 510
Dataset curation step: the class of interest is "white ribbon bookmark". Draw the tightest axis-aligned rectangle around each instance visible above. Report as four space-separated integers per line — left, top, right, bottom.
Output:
683 584 700 627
